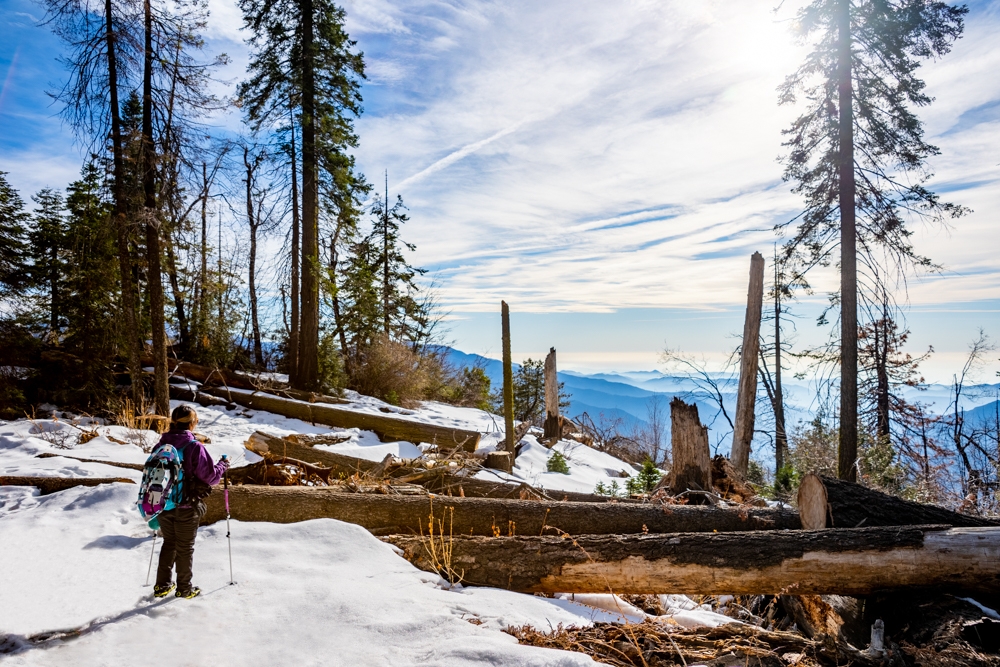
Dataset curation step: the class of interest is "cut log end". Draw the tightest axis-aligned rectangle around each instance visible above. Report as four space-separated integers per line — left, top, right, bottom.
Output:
798 473 830 530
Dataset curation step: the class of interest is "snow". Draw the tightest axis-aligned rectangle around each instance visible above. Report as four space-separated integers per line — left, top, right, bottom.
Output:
0 395 737 664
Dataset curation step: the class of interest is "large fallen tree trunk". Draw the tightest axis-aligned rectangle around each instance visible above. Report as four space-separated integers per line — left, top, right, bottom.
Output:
386 525 1000 595
205 388 481 450
798 473 1000 529
201 485 801 535
247 431 653 503
0 476 135 495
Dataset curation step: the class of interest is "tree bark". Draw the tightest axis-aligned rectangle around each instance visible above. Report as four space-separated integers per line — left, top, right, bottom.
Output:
244 146 264 367
288 103 300 384
244 430 622 502
773 254 787 476
296 0 319 391
105 0 143 410
732 251 764 475
543 347 559 439
204 389 482 449
501 301 514 451
838 0 859 482
142 0 169 417
670 398 711 495
201 484 800 536
798 473 1000 529
385 525 1000 596
0 476 135 495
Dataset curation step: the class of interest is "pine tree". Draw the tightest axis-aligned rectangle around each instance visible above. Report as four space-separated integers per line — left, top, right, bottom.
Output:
62 163 119 407
238 0 366 390
0 172 28 292
28 189 69 337
777 0 967 480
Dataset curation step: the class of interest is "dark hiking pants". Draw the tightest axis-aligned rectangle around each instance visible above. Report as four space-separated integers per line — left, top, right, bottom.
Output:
155 503 205 592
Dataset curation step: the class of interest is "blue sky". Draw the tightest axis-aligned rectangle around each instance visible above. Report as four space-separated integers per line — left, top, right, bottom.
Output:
1 0 998 381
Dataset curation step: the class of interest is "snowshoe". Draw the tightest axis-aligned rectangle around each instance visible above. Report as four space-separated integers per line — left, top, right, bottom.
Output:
175 587 201 599
153 583 175 598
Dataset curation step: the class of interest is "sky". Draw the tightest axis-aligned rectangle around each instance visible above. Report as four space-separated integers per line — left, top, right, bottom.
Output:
1 0 998 382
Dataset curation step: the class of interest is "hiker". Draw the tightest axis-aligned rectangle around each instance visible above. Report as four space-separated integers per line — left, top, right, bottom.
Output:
152 405 229 599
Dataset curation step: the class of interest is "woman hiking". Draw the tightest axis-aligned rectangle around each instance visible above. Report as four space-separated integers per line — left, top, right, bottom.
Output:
152 405 228 599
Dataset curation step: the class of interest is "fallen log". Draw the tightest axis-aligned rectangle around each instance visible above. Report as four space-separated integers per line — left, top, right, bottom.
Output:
0 476 135 495
247 431 640 503
200 485 801 535
165 359 261 391
35 453 144 471
385 525 1000 596
208 388 481 450
169 384 234 409
798 473 1000 529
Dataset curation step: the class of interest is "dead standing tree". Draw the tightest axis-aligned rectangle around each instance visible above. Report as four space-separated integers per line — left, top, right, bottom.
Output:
543 347 559 439
669 397 712 496
731 251 765 475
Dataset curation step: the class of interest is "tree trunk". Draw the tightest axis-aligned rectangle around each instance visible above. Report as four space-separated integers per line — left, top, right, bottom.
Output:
198 161 209 350
732 251 765 475
203 388 481 449
386 526 1000 596
382 175 390 337
838 0 859 482
773 254 787 476
543 347 559 439
288 103 300 384
501 301 514 451
797 473 1000 529
164 232 188 357
244 430 626 503
201 484 800 536
244 147 264 367
670 397 711 495
296 0 319 391
142 0 169 417
0 476 135 495
105 0 143 410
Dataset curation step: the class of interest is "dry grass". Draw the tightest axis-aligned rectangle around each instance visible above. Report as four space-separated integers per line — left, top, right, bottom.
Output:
419 500 464 586
113 397 158 453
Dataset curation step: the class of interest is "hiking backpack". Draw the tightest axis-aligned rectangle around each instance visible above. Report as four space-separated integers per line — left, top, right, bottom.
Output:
137 443 185 526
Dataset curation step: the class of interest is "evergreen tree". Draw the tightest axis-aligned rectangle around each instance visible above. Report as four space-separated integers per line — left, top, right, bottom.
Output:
777 0 967 480
61 163 119 407
495 358 571 426
28 189 69 336
0 172 28 292
238 0 366 390
369 191 428 346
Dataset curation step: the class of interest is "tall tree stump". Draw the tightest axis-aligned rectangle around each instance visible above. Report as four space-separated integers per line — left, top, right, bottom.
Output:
543 347 560 439
732 251 765 475
501 301 514 451
670 398 711 495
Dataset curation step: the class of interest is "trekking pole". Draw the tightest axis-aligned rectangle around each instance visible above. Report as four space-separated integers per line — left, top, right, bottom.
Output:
145 531 157 586
223 456 234 585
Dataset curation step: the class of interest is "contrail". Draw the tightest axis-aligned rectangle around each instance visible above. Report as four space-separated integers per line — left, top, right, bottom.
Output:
0 48 21 115
391 121 526 192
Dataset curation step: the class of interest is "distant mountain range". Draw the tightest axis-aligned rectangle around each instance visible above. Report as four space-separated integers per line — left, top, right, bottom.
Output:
439 346 1000 460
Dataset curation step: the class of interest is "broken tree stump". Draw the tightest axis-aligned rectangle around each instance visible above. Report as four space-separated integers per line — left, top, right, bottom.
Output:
204 389 481 449
200 485 801 535
798 473 1000 528
669 397 711 496
501 300 515 452
386 525 1000 596
543 347 559 440
0 476 135 495
485 451 513 474
731 251 765 476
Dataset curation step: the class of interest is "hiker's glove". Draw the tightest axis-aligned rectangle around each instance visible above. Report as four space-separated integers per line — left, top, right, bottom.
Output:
220 458 230 471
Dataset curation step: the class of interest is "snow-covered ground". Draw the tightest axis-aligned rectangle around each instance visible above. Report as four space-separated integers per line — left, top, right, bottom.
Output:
0 398 735 665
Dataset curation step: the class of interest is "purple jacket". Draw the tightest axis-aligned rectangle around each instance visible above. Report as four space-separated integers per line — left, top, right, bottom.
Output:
157 431 226 504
